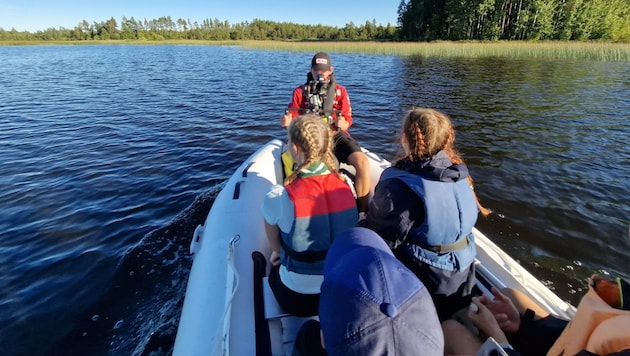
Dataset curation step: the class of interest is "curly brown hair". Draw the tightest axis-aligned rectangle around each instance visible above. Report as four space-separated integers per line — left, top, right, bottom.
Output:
401 108 461 163
401 108 491 216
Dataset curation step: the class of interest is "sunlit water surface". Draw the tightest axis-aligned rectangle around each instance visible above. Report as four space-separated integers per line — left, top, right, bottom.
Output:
0 45 628 355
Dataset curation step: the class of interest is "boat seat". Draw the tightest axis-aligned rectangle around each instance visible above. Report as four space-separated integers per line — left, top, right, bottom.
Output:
263 277 290 319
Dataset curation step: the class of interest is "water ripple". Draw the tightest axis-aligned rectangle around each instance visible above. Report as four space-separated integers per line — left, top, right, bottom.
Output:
0 45 628 355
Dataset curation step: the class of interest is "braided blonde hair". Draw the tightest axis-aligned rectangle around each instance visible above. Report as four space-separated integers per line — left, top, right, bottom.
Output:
401 108 491 216
284 114 339 185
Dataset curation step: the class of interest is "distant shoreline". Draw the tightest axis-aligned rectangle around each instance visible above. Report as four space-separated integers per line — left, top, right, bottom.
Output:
2 39 628 61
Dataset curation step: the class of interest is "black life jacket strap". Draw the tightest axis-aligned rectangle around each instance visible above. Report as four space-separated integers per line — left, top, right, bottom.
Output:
280 238 328 263
322 73 336 118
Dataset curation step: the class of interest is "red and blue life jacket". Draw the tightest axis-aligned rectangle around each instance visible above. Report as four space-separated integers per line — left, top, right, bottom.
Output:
281 166 358 275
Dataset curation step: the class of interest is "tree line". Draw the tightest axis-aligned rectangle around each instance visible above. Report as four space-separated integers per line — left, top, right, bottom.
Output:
1 0 627 42
398 0 629 41
0 17 396 41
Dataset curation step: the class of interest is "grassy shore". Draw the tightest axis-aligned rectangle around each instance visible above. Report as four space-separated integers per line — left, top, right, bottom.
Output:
2 39 628 61
244 40 630 61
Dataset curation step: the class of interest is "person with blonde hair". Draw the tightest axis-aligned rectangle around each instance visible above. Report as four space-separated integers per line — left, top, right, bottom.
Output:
263 113 358 317
365 108 491 320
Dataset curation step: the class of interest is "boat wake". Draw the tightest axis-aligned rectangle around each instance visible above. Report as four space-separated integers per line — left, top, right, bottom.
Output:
54 185 223 355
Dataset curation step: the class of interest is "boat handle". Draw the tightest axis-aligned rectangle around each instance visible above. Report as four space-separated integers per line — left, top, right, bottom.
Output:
233 180 244 200
233 161 254 200
190 224 205 256
242 162 254 177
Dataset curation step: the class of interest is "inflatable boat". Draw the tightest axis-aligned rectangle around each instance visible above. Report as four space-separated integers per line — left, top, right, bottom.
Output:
173 138 576 356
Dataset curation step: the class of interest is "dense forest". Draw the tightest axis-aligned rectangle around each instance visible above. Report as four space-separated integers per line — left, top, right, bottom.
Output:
398 0 629 41
1 0 628 42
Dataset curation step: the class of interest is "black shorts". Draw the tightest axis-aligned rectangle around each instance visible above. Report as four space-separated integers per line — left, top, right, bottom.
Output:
395 251 478 320
293 319 326 356
268 265 320 317
333 131 362 164
513 313 568 356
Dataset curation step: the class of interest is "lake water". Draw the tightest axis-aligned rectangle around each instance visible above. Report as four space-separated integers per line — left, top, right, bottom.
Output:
1 45 628 355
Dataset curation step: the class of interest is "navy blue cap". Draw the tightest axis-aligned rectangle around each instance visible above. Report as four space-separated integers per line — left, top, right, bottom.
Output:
319 227 444 355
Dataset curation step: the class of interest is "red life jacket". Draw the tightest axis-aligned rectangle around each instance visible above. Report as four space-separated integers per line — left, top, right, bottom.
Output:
280 170 357 275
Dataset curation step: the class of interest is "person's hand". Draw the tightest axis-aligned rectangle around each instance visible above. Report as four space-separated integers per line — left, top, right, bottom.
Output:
281 113 292 128
269 250 281 266
479 287 521 334
468 297 510 345
336 116 350 131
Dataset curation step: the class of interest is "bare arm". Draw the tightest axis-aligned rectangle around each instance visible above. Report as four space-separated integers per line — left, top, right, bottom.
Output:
264 220 281 266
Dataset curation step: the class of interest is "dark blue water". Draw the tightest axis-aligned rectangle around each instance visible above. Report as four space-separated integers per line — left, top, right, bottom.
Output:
1 45 628 355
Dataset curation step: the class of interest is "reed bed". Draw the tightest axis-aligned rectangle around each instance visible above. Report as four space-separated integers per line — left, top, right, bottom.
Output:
239 40 630 61
2 39 628 61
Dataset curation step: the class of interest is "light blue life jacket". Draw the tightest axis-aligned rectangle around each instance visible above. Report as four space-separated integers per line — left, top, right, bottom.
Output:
381 168 478 272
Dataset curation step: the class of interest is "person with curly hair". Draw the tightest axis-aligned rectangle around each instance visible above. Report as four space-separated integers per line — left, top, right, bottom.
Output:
365 108 491 321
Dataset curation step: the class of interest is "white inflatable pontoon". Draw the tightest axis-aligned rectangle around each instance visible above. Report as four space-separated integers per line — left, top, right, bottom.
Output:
173 139 575 356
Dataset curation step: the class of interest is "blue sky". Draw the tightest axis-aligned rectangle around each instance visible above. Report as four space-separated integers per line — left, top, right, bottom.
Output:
0 0 401 32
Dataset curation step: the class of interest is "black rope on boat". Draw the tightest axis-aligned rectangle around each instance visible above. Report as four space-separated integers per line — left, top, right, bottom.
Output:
252 251 272 356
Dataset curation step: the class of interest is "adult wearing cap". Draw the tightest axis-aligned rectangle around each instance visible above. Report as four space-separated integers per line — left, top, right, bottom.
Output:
281 52 371 216
293 227 444 356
